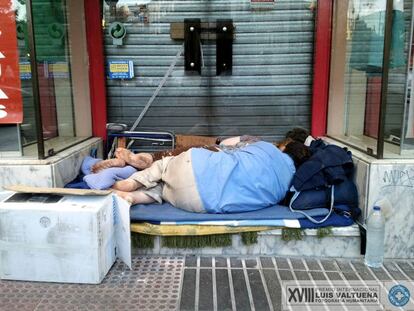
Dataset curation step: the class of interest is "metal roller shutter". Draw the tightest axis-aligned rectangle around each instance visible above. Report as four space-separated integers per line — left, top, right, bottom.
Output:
103 0 315 141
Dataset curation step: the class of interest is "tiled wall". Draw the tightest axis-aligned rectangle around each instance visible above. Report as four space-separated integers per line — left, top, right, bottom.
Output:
0 138 102 190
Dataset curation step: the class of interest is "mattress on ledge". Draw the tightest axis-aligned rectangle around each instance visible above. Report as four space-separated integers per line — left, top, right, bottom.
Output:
130 203 355 230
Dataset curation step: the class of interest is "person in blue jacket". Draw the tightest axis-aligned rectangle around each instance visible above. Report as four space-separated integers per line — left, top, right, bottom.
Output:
113 139 310 214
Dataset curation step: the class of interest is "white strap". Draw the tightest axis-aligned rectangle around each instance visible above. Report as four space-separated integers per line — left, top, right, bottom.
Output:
288 185 335 224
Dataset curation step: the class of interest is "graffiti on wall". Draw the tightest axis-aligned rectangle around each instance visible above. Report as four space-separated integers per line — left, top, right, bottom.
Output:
382 169 414 188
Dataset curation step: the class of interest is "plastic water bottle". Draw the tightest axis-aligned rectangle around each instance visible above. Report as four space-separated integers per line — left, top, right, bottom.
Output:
365 206 385 268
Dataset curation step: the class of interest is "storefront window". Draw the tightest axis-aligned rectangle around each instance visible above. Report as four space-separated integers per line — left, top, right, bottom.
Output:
0 0 91 159
328 0 414 158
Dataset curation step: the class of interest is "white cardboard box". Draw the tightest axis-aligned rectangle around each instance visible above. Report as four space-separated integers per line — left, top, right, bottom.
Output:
0 191 131 284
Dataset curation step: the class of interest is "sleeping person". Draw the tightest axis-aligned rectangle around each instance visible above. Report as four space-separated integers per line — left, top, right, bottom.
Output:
79 135 279 190
90 135 262 173
90 129 312 173
112 140 311 214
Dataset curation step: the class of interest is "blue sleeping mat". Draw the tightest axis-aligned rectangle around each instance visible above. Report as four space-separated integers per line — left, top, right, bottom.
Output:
131 203 326 222
130 203 356 228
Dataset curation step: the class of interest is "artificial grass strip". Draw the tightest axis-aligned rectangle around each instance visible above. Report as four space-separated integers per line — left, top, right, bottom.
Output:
131 232 155 249
281 228 304 242
241 231 258 245
162 234 232 248
316 226 333 239
132 227 333 249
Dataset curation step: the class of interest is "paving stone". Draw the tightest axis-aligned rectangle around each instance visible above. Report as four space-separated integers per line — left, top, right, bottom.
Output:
320 259 338 271
200 257 212 268
342 272 361 281
198 269 213 311
0 299 42 311
335 260 354 272
247 270 270 311
215 269 232 311
245 259 259 268
179 269 196 311
350 261 378 280
395 261 414 272
185 256 197 268
382 262 407 280
231 269 251 311
350 260 366 272
262 269 282 311
260 257 274 269
383 261 400 271
294 270 311 281
368 267 392 281
305 258 322 271
275 257 290 270
230 258 243 268
354 270 376 281
309 271 326 281
325 272 343 280
278 270 294 281
401 269 414 279
214 257 228 268
290 258 306 270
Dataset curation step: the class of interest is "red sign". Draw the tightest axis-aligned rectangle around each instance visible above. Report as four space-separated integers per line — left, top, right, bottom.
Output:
0 0 23 123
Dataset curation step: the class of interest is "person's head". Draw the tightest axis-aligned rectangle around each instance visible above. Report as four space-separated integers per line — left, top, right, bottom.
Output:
285 128 309 144
283 141 311 168
275 127 310 150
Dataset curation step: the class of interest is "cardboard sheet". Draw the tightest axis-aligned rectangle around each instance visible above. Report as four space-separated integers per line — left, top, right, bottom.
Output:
4 184 112 196
113 195 132 269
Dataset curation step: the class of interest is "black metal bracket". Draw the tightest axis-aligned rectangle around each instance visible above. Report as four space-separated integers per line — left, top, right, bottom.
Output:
179 19 234 76
184 19 201 74
216 19 233 76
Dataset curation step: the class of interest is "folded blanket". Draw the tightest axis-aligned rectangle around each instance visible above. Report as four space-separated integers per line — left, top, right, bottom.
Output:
81 156 137 190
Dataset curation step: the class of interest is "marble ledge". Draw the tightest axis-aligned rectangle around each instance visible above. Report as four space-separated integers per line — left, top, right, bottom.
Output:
258 224 360 237
135 231 361 258
0 138 102 166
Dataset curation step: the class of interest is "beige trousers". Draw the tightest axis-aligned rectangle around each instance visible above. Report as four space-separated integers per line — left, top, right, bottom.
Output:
129 150 205 213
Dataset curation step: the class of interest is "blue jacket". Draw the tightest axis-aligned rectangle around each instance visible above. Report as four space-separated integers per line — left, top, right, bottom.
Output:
292 140 354 191
192 141 295 213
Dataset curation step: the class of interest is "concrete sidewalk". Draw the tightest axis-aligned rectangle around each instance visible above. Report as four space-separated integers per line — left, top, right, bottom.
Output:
1 256 413 310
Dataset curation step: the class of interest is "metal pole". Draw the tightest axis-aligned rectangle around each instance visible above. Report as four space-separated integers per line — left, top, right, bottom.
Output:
25 0 45 159
377 0 394 159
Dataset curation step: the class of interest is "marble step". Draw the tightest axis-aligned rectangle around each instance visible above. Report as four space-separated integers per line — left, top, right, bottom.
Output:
133 224 362 258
